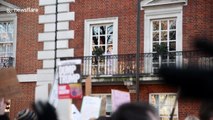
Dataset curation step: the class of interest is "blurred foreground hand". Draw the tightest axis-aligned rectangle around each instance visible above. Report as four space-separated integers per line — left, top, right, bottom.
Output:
159 39 213 100
32 101 58 120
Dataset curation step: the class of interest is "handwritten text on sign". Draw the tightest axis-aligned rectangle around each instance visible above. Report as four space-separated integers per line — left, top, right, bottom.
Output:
59 59 81 84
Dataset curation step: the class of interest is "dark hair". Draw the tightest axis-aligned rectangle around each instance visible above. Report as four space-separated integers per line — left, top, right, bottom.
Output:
111 102 158 120
16 109 37 120
97 116 112 120
200 101 213 120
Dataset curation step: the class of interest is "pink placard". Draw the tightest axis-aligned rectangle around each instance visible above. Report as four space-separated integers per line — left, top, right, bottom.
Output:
111 89 131 111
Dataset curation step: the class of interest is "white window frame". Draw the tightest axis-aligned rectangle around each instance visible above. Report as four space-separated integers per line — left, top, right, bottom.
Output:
143 5 183 73
0 13 17 67
84 17 118 75
149 93 178 120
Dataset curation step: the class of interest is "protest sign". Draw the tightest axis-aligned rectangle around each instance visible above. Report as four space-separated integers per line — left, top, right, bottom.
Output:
49 78 58 108
58 59 81 84
58 84 82 99
71 104 82 120
81 96 102 120
111 89 130 111
0 68 21 98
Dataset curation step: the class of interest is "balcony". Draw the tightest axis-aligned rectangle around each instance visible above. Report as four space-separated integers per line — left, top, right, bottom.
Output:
66 51 213 78
0 57 14 69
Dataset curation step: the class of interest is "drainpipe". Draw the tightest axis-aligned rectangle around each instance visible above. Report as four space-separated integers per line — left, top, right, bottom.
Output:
136 0 141 102
54 0 58 74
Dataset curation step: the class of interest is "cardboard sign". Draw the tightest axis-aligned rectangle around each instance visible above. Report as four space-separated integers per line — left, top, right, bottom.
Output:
58 84 82 99
85 76 92 96
81 96 102 120
111 89 130 111
0 68 21 98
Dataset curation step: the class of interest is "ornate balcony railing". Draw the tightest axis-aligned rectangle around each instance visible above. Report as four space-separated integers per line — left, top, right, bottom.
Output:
0 57 14 69
68 51 213 77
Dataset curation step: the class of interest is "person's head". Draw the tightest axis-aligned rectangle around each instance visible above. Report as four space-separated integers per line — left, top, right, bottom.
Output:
96 116 111 120
107 45 113 52
185 115 199 120
200 101 213 120
111 102 159 120
15 109 37 120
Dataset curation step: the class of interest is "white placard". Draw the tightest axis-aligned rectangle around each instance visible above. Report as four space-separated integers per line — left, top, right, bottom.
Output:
111 89 131 111
81 96 102 120
59 59 81 84
71 104 82 120
49 69 59 108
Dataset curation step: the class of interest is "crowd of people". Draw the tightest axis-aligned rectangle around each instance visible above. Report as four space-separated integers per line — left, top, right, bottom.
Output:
1 97 213 120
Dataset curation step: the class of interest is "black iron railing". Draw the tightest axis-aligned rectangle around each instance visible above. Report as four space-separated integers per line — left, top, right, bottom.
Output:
69 51 213 77
0 57 14 68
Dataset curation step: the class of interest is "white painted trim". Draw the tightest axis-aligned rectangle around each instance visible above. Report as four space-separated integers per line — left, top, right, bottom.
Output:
56 49 74 58
57 30 74 39
143 4 183 73
0 0 20 9
141 0 187 9
39 14 56 24
149 93 179 119
38 50 55 60
17 74 37 82
58 0 75 3
43 60 55 68
144 5 183 53
0 13 17 67
57 12 75 21
39 0 56 6
84 17 118 56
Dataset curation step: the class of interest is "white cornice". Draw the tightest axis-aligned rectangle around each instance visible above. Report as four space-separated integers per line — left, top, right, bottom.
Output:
0 0 20 9
141 0 187 9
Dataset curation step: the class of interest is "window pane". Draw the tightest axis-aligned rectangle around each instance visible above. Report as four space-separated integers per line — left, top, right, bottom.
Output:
107 25 113 34
161 31 167 41
153 21 159 31
161 42 167 51
92 26 99 35
0 44 6 52
150 94 178 119
161 20 167 30
100 46 106 54
100 36 105 45
92 36 98 45
8 33 13 41
100 26 106 35
169 31 176 40
169 20 176 29
107 35 113 44
169 42 176 51
153 43 159 52
153 32 159 41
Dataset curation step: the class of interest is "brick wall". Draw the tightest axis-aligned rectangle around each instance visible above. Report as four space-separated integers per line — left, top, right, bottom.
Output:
6 0 43 74
9 82 36 120
183 0 213 51
3 0 42 119
83 84 201 120
70 0 143 56
70 0 212 55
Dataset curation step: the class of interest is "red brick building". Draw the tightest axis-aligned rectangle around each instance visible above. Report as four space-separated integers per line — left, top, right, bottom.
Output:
0 0 212 119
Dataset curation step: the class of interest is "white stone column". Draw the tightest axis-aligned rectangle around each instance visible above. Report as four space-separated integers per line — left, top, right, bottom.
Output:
36 0 75 104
